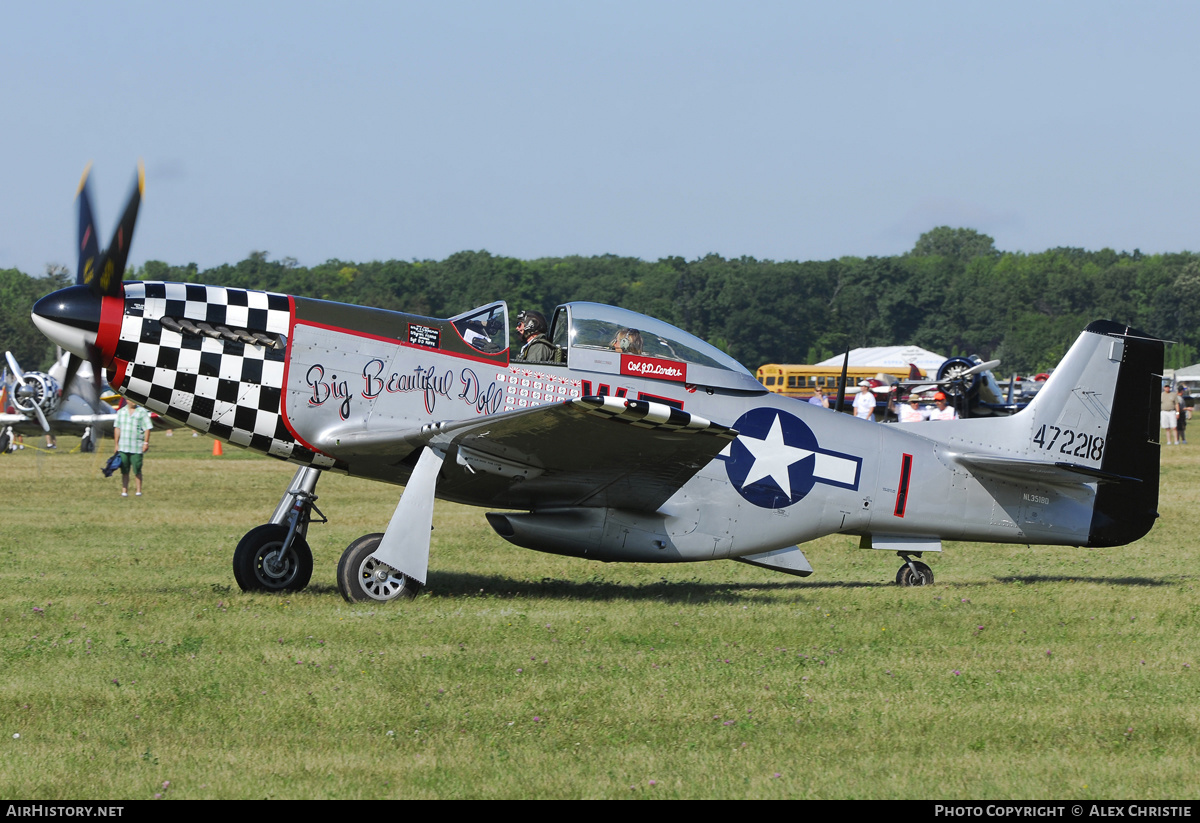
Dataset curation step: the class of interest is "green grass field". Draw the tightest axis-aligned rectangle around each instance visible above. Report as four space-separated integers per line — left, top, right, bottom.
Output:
0 432 1196 799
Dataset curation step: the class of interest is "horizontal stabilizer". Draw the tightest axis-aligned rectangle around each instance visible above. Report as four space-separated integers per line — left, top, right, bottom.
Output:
954 453 1140 486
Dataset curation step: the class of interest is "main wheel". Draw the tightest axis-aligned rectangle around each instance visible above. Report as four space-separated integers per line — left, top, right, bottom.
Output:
336 533 421 603
232 524 313 593
897 561 934 587
0 431 9 454
80 434 95 453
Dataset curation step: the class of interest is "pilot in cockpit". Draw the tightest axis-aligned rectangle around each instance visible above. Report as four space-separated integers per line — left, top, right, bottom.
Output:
515 310 558 363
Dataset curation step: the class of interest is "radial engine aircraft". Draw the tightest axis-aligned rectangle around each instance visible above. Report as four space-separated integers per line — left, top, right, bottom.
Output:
1 349 115 453
30 169 1163 600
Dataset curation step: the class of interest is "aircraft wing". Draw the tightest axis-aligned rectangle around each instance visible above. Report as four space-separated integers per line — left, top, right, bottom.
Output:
0 414 50 436
323 396 738 512
66 414 116 428
0 412 114 436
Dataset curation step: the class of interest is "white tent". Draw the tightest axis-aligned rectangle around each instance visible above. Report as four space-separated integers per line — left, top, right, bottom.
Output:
816 345 947 370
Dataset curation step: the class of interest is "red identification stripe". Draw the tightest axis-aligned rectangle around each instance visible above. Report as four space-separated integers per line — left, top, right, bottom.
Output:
894 453 913 517
279 298 332 457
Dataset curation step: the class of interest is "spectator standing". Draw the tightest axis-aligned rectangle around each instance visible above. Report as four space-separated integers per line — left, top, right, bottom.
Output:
853 381 876 421
114 399 152 497
928 392 958 421
1161 382 1180 445
899 395 928 423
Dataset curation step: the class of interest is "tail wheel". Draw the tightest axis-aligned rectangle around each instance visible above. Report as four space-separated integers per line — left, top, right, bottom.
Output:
233 524 313 593
897 561 934 586
336 533 421 603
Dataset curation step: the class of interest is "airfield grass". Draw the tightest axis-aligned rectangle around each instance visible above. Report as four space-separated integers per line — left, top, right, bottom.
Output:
0 433 1197 799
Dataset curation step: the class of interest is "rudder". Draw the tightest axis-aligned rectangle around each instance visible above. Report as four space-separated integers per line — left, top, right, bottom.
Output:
1084 321 1162 547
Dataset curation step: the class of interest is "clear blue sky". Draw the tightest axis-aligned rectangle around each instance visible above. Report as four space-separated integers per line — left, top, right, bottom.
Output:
2 1 1198 277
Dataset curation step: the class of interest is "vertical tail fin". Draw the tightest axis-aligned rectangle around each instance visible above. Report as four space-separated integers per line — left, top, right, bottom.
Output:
1020 321 1162 546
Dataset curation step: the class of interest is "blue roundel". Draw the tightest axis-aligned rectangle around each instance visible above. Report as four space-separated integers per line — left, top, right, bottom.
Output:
724 408 821 508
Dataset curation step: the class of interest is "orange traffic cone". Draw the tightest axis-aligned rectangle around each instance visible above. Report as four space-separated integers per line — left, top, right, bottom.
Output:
212 439 223 456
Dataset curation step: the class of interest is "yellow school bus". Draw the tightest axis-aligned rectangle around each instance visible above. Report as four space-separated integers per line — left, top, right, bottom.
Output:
756 363 927 402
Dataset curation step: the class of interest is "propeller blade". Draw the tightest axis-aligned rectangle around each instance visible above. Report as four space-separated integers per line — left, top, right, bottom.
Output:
61 352 84 398
87 341 104 394
5 351 25 382
30 400 50 433
963 359 1001 377
61 345 104 408
94 161 144 298
834 350 849 414
76 163 100 288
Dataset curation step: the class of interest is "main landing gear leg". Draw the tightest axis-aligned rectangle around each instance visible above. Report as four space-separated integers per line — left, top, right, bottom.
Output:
895 552 934 587
233 466 326 593
337 447 444 602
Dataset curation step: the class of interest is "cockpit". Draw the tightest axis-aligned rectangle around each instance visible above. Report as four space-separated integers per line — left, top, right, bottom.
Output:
554 302 763 391
448 300 763 391
449 302 508 354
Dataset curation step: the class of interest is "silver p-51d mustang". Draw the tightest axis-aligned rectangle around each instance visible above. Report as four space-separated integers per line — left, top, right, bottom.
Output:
31 170 1163 600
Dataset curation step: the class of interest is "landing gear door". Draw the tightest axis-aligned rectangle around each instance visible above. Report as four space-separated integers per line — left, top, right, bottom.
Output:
449 301 509 356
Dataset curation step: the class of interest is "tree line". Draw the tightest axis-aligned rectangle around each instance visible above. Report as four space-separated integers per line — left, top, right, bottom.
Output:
4 227 1198 376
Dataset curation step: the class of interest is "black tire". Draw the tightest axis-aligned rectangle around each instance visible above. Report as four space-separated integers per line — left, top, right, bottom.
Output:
81 434 95 453
232 524 313 593
336 533 421 603
897 561 934 587
937 357 980 398
0 431 9 454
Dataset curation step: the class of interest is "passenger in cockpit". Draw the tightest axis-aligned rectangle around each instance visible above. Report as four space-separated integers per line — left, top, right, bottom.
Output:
609 328 643 355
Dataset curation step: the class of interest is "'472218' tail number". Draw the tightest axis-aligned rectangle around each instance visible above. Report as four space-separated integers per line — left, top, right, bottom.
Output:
1032 424 1104 461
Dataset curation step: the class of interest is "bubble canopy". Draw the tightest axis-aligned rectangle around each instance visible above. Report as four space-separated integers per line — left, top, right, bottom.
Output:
549 302 765 392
